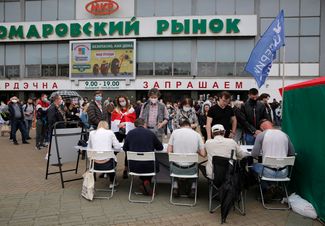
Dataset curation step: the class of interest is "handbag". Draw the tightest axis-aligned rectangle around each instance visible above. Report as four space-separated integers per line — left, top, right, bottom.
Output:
81 171 95 201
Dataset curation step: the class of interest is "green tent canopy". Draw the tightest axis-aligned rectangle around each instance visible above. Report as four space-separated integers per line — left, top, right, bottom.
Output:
281 77 325 222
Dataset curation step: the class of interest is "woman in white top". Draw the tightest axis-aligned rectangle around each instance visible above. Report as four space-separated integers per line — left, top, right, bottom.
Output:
88 121 121 186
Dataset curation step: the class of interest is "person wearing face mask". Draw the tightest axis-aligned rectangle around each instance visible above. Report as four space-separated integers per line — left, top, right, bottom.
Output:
35 94 50 150
111 95 136 178
174 98 198 130
139 88 169 142
8 96 29 145
47 94 65 131
238 88 270 145
87 91 106 130
23 98 35 140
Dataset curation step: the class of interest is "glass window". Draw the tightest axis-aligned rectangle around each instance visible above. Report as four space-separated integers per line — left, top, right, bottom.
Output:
0 45 4 78
155 62 172 75
25 0 41 22
58 0 74 20
300 17 320 36
5 44 20 78
173 62 191 76
42 43 57 64
0 2 4 22
236 62 250 76
25 44 41 77
136 0 154 17
216 0 235 15
5 1 21 22
260 0 279 17
217 62 235 76
137 41 154 62
5 44 20 65
301 0 320 16
173 40 191 62
235 39 254 62
42 44 57 77
300 37 319 63
58 43 69 77
0 45 4 65
154 41 172 62
195 0 215 15
58 43 69 64
280 0 299 17
197 40 215 62
216 40 234 62
173 0 191 16
285 18 299 36
282 37 299 62
235 0 254 14
260 18 273 35
198 62 216 77
137 63 153 76
42 0 58 21
155 0 172 16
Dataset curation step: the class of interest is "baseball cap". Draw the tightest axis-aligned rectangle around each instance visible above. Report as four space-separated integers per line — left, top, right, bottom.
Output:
211 124 225 132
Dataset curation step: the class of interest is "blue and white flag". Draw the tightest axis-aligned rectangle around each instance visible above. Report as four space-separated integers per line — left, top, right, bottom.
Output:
245 10 285 88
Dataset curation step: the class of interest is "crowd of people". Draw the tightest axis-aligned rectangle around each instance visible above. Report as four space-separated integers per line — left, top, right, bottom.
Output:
0 88 289 199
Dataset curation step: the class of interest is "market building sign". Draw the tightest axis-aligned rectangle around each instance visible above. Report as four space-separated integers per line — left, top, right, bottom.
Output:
85 0 119 16
0 15 257 42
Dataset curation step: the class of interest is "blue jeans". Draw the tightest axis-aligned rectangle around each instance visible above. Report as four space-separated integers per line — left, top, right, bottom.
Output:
253 163 288 190
25 119 32 138
244 133 255 145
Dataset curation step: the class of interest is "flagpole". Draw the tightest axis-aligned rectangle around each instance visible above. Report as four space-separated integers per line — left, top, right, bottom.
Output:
281 45 286 118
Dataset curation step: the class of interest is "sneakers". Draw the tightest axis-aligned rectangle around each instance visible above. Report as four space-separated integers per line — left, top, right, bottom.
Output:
143 180 153 196
35 146 41 150
22 141 29 144
109 181 119 189
13 141 19 145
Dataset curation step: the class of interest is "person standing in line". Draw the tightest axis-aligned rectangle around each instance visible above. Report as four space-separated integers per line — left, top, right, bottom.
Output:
198 101 211 142
206 91 237 140
23 98 35 140
139 88 168 142
259 93 273 123
237 88 269 145
174 98 198 130
8 96 29 145
111 95 136 179
87 91 105 130
35 94 50 150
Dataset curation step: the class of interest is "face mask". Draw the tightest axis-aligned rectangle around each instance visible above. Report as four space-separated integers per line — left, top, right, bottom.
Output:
12 100 18 103
119 101 126 107
150 98 158 104
95 96 102 102
42 98 48 102
183 106 191 112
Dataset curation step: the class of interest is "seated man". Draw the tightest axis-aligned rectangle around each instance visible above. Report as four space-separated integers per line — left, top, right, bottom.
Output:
123 118 163 195
251 120 295 195
205 124 249 180
167 119 206 197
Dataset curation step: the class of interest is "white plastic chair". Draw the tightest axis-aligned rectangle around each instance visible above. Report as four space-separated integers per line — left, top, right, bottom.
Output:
126 151 156 203
258 156 295 210
87 150 117 199
168 153 199 207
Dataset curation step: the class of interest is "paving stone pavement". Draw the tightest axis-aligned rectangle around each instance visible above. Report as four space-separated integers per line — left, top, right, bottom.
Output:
0 130 323 226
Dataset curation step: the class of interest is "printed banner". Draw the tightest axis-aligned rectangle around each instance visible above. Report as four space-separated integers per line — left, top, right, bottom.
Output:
70 39 136 80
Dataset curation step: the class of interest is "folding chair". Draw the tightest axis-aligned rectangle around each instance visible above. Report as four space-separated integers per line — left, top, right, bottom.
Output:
168 153 199 207
87 150 117 199
258 156 295 210
201 155 246 215
127 151 156 203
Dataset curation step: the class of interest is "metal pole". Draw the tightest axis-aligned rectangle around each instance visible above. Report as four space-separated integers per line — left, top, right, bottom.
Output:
281 46 286 120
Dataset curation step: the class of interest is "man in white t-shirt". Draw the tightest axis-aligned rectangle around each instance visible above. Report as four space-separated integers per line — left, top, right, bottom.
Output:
205 124 249 180
167 119 206 197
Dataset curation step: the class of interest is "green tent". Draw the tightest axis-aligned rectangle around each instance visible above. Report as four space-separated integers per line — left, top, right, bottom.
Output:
281 77 325 222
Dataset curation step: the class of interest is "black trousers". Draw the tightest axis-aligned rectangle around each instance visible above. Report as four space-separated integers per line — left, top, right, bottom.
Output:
114 132 128 167
11 119 27 142
94 159 116 182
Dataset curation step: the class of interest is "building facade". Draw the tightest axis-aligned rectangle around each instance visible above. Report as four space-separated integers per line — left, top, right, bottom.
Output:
0 0 324 101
